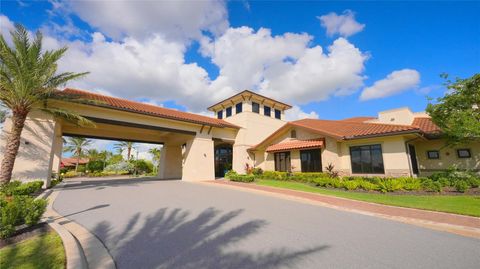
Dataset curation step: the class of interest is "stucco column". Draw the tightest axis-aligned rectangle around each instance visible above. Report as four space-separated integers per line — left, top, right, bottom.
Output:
182 134 215 181
48 123 63 186
158 144 182 179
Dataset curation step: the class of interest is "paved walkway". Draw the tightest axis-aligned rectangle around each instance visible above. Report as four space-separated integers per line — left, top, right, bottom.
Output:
53 178 480 269
211 180 480 237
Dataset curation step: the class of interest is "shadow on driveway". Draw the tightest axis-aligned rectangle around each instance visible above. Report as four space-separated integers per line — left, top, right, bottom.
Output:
92 207 329 269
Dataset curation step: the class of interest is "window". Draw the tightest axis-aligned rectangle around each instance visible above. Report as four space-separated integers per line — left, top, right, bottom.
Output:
350 144 384 174
217 110 223 119
252 102 260 113
275 109 281 119
235 102 243 114
427 150 440 159
274 152 291 172
300 149 322 172
264 106 271 116
226 107 232 117
290 130 297 138
457 149 471 158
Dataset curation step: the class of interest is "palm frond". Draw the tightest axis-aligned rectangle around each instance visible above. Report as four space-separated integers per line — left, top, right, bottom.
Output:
41 107 95 127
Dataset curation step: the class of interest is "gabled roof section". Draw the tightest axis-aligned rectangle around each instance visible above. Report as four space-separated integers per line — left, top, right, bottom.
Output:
412 117 441 134
207 90 292 111
266 139 325 153
340 116 376 123
58 88 239 129
250 118 423 151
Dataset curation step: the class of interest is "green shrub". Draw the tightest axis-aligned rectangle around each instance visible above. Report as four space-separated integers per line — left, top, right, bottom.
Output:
422 179 442 192
455 180 469 193
132 159 154 174
311 177 331 187
466 177 480 188
86 160 105 172
260 171 288 181
225 170 237 178
77 165 86 173
378 179 403 193
252 168 264 176
343 180 359 190
358 180 378 191
0 196 47 238
398 177 421 191
63 171 80 178
0 181 43 196
229 174 255 183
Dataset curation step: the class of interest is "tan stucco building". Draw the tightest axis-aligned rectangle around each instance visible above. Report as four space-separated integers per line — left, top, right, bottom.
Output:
0 89 478 186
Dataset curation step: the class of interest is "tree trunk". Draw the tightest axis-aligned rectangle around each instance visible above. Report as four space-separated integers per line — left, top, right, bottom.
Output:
75 156 79 172
0 112 28 184
127 147 131 160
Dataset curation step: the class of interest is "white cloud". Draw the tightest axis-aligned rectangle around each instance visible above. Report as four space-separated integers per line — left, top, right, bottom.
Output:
360 69 420 101
202 27 367 105
318 10 365 37
285 106 319 121
57 0 229 42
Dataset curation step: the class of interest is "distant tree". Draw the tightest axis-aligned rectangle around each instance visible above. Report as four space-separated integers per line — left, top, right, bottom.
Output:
86 149 100 160
148 147 161 173
114 141 135 160
426 73 480 145
98 150 112 170
108 154 123 165
0 24 90 184
63 137 92 172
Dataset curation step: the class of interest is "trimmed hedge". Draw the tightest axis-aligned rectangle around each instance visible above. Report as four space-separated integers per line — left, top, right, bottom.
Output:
0 181 43 196
0 195 47 238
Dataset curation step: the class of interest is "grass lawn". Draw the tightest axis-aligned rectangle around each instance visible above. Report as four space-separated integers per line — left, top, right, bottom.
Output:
256 179 480 217
0 230 65 269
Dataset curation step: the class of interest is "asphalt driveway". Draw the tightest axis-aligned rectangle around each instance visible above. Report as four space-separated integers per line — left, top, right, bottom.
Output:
54 178 480 269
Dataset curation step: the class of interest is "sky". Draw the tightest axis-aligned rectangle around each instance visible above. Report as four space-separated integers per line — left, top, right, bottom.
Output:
1 0 479 156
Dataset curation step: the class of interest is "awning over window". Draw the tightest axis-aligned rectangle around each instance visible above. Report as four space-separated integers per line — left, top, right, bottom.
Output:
265 139 324 153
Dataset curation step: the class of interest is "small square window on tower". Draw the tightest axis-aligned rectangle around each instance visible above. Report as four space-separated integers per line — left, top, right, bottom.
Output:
275 109 281 119
236 102 243 114
226 107 232 117
252 102 260 113
264 106 271 116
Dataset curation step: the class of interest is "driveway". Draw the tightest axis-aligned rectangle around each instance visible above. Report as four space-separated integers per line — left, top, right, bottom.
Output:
54 178 480 269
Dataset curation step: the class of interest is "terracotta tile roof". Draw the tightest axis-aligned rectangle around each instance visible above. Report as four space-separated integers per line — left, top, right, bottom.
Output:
59 88 239 128
61 157 89 167
291 119 420 140
340 116 376 123
412 117 441 134
266 139 325 152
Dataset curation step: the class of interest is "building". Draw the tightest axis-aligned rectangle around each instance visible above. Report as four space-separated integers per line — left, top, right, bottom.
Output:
0 88 478 186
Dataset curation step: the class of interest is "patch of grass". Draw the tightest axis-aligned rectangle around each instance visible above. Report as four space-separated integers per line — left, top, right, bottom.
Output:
256 179 480 217
0 231 65 269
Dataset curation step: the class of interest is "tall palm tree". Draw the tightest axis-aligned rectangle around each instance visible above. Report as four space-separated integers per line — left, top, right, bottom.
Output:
63 137 92 172
149 147 161 173
0 24 90 184
86 148 100 161
114 141 135 160
98 150 112 170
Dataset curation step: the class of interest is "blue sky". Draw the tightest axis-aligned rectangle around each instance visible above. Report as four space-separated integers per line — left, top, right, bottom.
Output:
1 1 479 155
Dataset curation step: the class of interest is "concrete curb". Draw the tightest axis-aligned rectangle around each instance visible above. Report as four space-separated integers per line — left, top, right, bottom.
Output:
203 181 480 239
41 183 116 269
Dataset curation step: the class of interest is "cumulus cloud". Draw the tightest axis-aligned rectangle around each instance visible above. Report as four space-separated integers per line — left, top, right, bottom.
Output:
202 27 367 105
285 106 319 121
318 10 365 37
360 69 420 101
56 0 228 42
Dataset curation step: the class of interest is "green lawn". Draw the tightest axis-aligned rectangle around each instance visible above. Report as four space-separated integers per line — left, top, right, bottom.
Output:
0 230 65 269
256 179 480 217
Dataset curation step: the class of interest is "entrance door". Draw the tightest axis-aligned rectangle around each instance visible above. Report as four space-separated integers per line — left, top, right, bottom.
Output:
274 152 291 172
408 144 419 175
214 144 232 177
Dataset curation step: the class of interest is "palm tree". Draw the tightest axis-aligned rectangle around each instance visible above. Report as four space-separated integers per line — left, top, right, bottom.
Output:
98 150 112 170
0 24 90 184
86 148 100 161
63 137 92 172
149 147 161 173
114 141 135 160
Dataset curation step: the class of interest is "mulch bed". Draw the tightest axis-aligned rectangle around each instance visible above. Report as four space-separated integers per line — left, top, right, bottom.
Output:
0 222 52 248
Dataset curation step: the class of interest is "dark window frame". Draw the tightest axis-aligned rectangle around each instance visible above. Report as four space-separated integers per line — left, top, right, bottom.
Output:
291 130 297 138
264 106 271 117
226 107 232 117
300 149 322 172
457 149 471 158
252 102 260 113
217 110 223 119
274 109 281 119
235 102 243 114
349 144 385 174
274 151 291 172
427 150 440 159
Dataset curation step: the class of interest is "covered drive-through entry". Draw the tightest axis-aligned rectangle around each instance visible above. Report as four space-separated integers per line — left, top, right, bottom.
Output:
0 89 239 186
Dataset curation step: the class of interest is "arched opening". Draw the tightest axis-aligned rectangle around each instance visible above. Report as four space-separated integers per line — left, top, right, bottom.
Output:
214 144 232 178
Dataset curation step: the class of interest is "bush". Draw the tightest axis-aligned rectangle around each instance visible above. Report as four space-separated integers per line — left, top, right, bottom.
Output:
0 196 47 238
455 180 469 193
252 168 264 176
229 174 255 183
343 180 359 190
63 171 80 178
378 179 403 193
0 181 43 196
421 179 442 192
289 172 329 183
132 159 154 174
104 161 134 173
86 160 105 172
358 180 378 191
76 164 86 173
398 177 421 191
260 171 289 181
